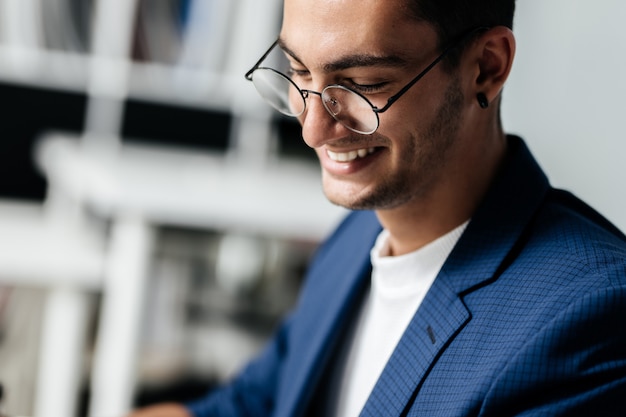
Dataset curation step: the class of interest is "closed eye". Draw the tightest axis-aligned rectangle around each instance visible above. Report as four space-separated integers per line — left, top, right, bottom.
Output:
347 80 389 94
288 67 310 79
287 66 389 95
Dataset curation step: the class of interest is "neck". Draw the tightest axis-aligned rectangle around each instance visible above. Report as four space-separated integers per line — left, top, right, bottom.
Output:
376 130 507 257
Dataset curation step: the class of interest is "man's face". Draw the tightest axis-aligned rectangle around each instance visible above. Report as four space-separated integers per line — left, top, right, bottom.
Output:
280 0 469 211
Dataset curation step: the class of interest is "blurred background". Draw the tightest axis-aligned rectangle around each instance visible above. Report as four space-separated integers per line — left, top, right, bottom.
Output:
0 1 624 416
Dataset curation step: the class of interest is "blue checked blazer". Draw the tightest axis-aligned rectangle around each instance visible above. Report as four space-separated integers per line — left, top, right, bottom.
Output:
188 136 626 416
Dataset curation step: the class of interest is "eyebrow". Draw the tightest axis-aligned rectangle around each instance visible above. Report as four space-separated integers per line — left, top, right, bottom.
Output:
277 38 410 72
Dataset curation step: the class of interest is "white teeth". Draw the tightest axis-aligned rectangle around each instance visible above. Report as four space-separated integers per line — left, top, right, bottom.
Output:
327 147 375 162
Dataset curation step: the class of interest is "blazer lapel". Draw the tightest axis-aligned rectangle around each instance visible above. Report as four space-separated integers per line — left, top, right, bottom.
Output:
360 136 550 417
360 277 469 417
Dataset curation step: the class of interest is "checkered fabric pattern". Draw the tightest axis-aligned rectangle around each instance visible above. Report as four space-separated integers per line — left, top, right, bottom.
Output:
188 136 626 417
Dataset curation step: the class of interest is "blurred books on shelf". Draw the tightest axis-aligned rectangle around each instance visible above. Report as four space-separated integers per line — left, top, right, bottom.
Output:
0 2 327 417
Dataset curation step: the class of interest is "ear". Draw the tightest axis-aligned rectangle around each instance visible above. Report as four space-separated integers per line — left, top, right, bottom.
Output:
469 26 516 104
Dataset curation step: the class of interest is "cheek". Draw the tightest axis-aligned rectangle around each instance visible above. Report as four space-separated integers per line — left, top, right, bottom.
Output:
375 107 420 147
376 82 446 143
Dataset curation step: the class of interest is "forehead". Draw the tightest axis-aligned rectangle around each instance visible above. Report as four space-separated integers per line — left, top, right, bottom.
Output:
280 0 437 67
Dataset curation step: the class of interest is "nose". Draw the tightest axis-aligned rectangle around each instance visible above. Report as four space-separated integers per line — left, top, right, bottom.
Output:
299 91 349 149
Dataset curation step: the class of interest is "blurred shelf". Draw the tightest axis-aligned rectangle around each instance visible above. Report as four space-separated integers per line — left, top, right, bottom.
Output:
0 46 262 113
0 200 105 289
0 46 89 93
36 133 346 242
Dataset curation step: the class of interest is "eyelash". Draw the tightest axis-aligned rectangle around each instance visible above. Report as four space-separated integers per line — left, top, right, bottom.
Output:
288 68 310 79
288 67 387 94
348 81 387 94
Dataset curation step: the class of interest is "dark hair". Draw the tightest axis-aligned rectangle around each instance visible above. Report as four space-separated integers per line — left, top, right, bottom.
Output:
407 0 516 67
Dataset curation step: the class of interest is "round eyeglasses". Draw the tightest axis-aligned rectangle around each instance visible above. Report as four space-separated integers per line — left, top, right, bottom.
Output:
245 27 489 135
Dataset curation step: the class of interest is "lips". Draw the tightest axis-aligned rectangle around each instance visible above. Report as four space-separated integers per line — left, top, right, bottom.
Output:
326 147 376 162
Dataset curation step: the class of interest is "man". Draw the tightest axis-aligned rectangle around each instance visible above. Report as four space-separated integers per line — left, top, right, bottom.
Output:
129 0 626 415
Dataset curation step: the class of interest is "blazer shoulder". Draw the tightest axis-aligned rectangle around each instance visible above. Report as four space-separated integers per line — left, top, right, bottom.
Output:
528 188 626 286
547 188 626 241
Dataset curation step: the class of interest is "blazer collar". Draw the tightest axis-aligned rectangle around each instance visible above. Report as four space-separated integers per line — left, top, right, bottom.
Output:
360 136 550 417
442 135 549 294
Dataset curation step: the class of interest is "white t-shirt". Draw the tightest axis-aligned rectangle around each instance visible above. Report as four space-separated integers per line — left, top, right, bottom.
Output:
321 222 468 417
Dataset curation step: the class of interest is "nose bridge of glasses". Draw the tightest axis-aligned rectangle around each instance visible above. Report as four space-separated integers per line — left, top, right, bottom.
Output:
301 89 322 100
300 89 328 115
299 88 349 132
302 88 343 118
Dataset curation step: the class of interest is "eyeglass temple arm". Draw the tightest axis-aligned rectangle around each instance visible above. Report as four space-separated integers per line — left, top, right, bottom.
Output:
245 39 280 80
375 50 449 113
374 26 491 114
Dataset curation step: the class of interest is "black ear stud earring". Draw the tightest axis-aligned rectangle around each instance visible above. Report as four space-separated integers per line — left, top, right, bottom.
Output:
477 93 489 109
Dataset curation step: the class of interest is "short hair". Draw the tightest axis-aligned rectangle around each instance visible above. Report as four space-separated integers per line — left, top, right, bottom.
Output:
406 0 516 67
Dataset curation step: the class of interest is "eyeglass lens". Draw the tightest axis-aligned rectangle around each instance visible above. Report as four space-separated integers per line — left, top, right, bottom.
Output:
250 68 379 134
251 69 305 116
321 86 379 134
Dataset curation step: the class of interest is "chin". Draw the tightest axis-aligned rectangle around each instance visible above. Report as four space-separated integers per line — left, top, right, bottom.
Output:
323 189 364 210
323 187 398 211
323 192 357 210
323 178 417 211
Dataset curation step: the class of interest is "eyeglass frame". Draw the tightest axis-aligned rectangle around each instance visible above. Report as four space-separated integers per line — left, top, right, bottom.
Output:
244 26 490 134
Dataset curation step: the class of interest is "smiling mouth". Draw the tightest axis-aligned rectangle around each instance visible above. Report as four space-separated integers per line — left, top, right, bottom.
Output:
326 147 377 162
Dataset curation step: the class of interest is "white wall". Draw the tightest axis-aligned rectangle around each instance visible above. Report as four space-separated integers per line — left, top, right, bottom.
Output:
503 1 626 232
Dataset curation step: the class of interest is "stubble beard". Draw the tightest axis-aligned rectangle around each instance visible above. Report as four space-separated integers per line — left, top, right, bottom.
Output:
327 76 465 211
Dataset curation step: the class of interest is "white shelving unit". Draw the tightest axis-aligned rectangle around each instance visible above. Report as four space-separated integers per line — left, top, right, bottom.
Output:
0 1 346 417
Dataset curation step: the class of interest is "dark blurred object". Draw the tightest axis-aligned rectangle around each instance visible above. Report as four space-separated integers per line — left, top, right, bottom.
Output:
0 381 4 417
133 376 216 408
0 82 87 201
276 116 315 160
122 99 231 151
